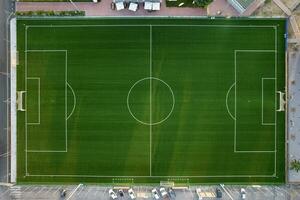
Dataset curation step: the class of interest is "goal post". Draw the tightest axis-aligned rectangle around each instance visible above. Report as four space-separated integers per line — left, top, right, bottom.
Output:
277 91 285 111
17 91 26 111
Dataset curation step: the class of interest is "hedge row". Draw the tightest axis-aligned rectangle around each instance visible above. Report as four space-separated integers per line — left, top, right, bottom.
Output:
16 10 85 16
166 0 212 8
19 0 92 2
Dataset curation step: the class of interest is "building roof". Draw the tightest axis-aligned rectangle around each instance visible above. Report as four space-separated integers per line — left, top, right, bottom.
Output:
236 0 254 9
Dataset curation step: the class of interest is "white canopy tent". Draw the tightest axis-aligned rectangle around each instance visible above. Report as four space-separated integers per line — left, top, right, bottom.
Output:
115 2 125 10
144 1 160 10
152 2 160 10
129 2 138 11
144 1 152 10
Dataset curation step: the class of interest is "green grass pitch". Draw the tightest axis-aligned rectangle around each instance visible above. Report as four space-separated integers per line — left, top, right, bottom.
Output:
16 18 286 184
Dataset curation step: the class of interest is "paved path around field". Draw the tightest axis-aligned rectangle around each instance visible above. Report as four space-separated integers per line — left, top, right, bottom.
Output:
273 0 292 15
290 15 300 39
16 1 208 16
288 49 300 183
0 0 15 184
207 0 239 16
242 0 265 16
272 0 300 39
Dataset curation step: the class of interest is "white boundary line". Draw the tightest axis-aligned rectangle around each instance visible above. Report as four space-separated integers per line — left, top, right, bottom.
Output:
65 50 68 151
24 47 68 162
26 49 67 52
22 24 279 178
225 82 236 121
274 26 278 177
262 78 276 125
25 174 275 178
235 150 275 153
26 77 40 125
149 25 152 176
66 82 76 120
25 27 28 175
26 25 277 28
26 150 67 153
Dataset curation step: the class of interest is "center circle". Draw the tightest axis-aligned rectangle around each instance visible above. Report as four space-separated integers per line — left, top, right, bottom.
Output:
127 77 175 125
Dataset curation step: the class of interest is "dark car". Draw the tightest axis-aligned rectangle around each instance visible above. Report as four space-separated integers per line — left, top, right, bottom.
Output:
168 188 176 199
118 189 124 197
216 188 222 198
59 189 66 198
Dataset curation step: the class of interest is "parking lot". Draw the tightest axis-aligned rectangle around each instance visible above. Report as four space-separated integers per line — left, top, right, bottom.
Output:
0 184 299 200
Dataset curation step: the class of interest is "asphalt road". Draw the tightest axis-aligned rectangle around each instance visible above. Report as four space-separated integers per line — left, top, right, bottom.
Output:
0 0 15 183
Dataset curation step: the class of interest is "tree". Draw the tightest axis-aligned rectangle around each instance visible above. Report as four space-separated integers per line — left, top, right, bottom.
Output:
193 0 213 7
290 159 300 172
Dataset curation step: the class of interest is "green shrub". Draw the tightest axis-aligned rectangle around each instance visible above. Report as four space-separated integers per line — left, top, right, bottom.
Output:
194 0 213 7
290 159 300 172
16 10 85 16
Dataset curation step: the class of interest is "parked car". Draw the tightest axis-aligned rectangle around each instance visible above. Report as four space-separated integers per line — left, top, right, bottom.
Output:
241 188 246 199
152 188 160 199
160 187 168 198
59 189 66 198
196 188 203 200
128 188 136 199
109 189 118 199
118 189 124 197
216 188 222 198
168 188 176 198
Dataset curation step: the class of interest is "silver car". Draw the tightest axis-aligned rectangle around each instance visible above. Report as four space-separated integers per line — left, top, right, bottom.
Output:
109 189 117 200
152 188 160 199
160 187 168 198
128 188 136 199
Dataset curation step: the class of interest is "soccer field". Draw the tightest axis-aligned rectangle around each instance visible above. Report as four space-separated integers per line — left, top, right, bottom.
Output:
16 18 286 184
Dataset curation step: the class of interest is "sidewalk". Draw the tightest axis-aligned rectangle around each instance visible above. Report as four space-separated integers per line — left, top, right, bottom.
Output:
242 0 265 16
288 50 300 183
207 0 239 16
16 0 208 16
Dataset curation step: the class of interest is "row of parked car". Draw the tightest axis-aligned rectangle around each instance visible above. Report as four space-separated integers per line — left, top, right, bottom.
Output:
109 188 136 199
151 187 176 199
109 187 176 200
109 187 246 199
